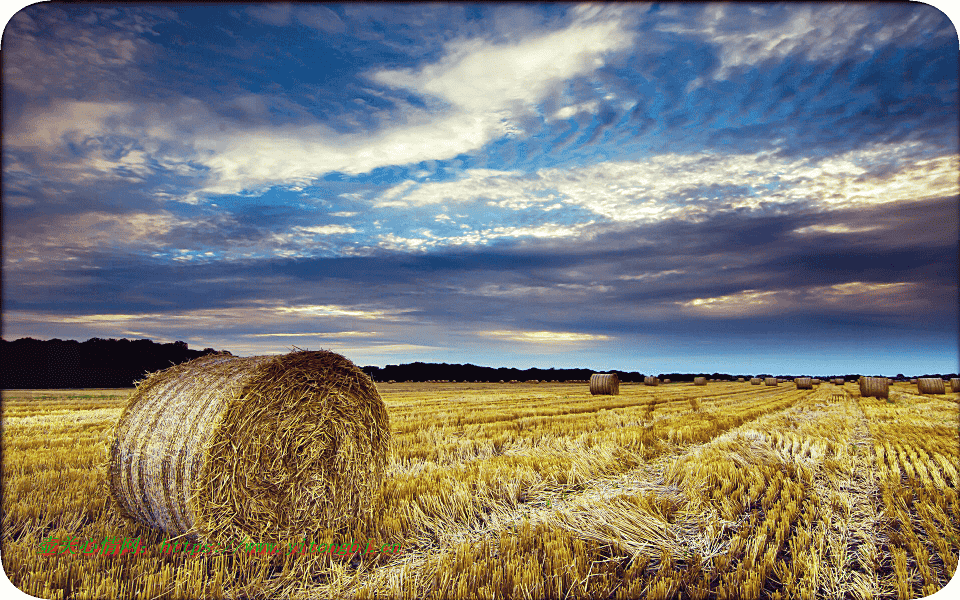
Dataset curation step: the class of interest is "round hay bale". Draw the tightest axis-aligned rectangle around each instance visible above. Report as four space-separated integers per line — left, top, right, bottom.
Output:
765 377 778 386
833 378 845 385
795 377 813 389
950 378 960 392
644 376 659 386
529 379 540 384
750 378 761 385
811 379 821 385
693 377 707 386
590 373 619 395
910 378 917 384
917 378 946 395
663 378 671 384
107 350 390 547
859 376 889 399
737 377 745 382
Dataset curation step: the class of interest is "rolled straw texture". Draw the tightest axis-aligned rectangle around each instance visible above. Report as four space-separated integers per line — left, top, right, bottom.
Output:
859 376 889 399
833 378 845 385
750 378 761 385
951 378 960 392
644 376 659 386
590 373 620 395
917 378 946 395
693 377 707 386
107 350 390 546
765 377 778 386
795 377 813 389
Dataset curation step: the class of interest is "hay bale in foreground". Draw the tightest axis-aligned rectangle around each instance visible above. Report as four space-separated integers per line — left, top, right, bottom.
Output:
918 378 946 395
693 377 707 386
590 373 620 395
765 377 778 387
951 378 960 392
750 378 761 385
644 376 659 386
859 376 889 399
108 350 390 547
795 377 813 389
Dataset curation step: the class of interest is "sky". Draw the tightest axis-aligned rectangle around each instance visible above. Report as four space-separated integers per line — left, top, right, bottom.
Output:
2 2 958 376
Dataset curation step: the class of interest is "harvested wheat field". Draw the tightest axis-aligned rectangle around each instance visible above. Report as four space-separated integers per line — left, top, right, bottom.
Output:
2 379 959 599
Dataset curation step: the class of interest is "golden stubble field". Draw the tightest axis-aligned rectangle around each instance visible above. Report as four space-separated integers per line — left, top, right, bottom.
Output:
2 381 958 599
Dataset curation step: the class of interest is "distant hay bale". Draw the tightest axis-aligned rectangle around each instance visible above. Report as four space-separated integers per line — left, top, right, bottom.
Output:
644 376 659 386
811 378 821 385
910 378 917 384
590 373 620 395
529 380 540 384
833 378 845 385
663 378 671 384
750 378 761 385
693 377 707 386
795 377 813 389
951 378 960 392
107 350 390 547
918 378 946 395
765 377 778 386
737 377 745 382
859 376 889 399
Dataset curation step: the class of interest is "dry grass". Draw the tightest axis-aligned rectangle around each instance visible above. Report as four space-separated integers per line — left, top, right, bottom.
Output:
107 351 390 550
917 378 946 395
590 373 620 396
3 379 958 599
859 376 889 400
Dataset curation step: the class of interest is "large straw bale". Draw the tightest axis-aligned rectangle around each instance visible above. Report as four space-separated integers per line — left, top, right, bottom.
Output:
107 350 390 547
693 377 707 386
811 378 821 385
917 378 946 395
644 376 659 386
590 373 619 395
765 377 778 386
795 377 813 389
750 378 761 385
951 378 960 392
859 376 889 399
833 378 845 385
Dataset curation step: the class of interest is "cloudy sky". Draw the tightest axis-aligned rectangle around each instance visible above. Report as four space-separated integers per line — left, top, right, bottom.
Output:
3 2 958 375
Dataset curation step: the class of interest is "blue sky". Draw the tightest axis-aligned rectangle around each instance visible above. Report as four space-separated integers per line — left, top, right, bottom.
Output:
3 2 958 375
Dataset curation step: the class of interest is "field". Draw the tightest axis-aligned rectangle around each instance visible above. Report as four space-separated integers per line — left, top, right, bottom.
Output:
2 381 958 599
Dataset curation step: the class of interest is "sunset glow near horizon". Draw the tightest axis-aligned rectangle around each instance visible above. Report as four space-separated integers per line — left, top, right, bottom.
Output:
3 3 958 375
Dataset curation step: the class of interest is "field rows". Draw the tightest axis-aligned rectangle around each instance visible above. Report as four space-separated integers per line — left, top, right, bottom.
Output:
1 382 958 599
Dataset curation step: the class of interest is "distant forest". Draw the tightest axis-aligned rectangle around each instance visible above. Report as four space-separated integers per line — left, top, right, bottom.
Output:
1 337 953 389
1 338 226 389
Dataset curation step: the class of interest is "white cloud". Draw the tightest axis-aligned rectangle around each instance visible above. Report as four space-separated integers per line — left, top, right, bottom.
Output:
369 144 957 224
664 4 954 86
480 330 612 343
677 281 925 317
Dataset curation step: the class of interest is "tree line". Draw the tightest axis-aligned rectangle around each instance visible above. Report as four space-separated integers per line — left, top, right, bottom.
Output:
1 337 227 389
